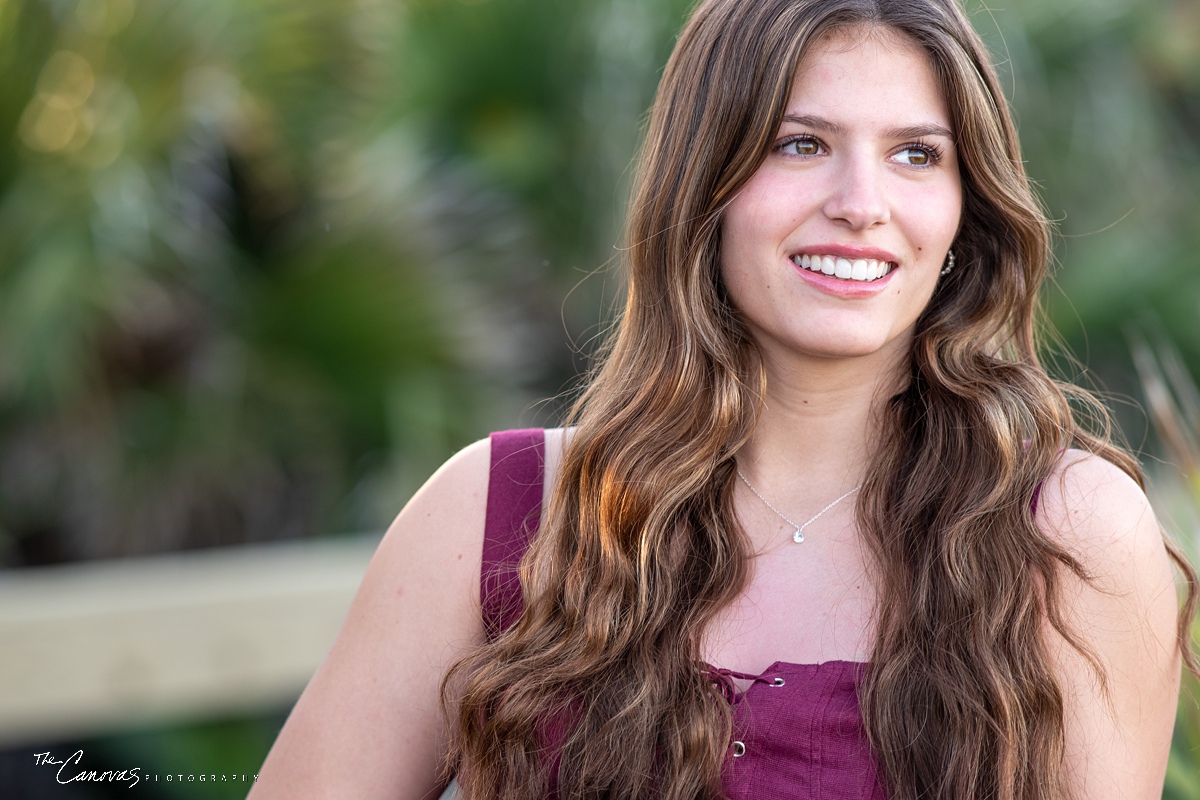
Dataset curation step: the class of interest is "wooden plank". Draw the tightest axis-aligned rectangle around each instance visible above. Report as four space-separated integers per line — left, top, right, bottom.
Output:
0 536 379 746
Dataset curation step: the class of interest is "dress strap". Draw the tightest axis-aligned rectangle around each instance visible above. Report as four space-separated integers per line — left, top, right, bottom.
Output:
482 429 545 640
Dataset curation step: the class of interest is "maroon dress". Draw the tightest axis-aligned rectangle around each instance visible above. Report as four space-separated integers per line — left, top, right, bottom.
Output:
481 429 889 799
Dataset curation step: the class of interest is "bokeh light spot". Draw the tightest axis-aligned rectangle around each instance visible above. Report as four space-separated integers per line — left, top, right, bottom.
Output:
19 98 78 153
75 0 137 36
38 51 96 110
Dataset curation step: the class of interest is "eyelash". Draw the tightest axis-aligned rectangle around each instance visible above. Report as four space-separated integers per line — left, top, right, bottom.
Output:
897 140 945 166
773 135 945 167
773 135 822 157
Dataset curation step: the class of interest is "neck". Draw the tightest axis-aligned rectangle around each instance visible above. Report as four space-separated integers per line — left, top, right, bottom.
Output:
738 343 908 493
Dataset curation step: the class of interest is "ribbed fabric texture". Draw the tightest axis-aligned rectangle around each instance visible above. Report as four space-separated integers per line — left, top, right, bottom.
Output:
482 428 545 639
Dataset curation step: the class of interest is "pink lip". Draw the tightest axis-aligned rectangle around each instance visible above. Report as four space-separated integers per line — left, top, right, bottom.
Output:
787 245 900 298
791 261 897 298
790 243 900 264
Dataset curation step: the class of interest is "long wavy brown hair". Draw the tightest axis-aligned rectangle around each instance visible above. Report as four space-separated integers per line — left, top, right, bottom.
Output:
442 0 1199 798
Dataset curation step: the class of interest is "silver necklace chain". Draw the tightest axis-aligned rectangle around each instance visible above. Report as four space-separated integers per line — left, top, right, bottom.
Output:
736 469 861 543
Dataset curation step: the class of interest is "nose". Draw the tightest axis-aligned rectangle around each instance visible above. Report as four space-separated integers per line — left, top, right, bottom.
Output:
822 156 890 230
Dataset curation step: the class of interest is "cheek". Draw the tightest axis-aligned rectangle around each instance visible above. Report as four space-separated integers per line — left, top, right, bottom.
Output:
717 242 750 309
906 186 962 255
932 177 964 240
940 189 964 241
717 225 763 318
723 168 802 241
718 199 762 281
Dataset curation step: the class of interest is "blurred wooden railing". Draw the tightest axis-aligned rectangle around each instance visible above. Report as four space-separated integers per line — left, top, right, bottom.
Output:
0 535 379 746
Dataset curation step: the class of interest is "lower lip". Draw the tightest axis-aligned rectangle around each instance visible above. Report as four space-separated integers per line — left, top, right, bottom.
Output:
790 259 897 298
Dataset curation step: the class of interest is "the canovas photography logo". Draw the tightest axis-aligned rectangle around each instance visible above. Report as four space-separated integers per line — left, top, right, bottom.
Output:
33 749 259 789
34 750 142 789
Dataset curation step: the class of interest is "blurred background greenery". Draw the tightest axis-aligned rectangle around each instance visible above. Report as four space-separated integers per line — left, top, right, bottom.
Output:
0 0 1197 796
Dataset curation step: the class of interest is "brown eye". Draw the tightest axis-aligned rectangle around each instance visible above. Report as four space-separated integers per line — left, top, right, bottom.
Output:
893 144 941 168
779 136 822 157
795 139 819 156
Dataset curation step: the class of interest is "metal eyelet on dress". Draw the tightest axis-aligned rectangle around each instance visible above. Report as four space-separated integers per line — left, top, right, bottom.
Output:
732 741 746 758
771 677 785 687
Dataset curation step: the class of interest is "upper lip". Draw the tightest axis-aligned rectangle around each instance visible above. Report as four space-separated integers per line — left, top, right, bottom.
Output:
790 244 900 265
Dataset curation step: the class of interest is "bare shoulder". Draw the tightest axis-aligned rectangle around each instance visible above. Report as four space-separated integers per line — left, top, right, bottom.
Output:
1034 448 1169 593
250 437 492 800
361 436 493 639
374 435 492 571
1035 448 1183 798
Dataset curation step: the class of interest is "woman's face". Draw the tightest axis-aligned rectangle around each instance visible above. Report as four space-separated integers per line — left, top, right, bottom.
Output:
720 25 962 371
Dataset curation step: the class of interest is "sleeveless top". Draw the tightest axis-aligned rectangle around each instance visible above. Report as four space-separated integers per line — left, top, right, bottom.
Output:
482 429 889 799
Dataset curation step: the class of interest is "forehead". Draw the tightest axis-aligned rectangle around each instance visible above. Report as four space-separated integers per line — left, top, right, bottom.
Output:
787 25 951 128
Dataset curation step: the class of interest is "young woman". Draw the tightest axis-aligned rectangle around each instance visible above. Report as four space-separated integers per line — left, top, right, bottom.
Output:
249 0 1197 797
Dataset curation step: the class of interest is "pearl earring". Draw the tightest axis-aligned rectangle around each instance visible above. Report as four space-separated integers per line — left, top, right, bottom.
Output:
940 249 956 276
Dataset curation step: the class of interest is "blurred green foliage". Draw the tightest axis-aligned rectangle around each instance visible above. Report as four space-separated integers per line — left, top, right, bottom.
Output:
4 0 1196 561
991 0 1200 411
1 0 1199 792
0 0 695 565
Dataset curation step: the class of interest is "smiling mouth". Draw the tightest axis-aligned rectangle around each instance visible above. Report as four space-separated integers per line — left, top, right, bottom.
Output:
791 254 896 282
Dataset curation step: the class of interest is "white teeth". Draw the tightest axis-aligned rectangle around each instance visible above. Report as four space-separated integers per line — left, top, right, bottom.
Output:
790 254 895 282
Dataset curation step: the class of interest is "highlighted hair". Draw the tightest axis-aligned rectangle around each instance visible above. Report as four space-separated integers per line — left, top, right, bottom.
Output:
444 1 1197 797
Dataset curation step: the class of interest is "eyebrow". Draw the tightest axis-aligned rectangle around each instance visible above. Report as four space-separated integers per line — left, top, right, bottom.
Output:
781 114 955 141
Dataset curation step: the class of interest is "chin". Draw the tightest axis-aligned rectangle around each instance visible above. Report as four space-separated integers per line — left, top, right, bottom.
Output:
794 330 911 365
